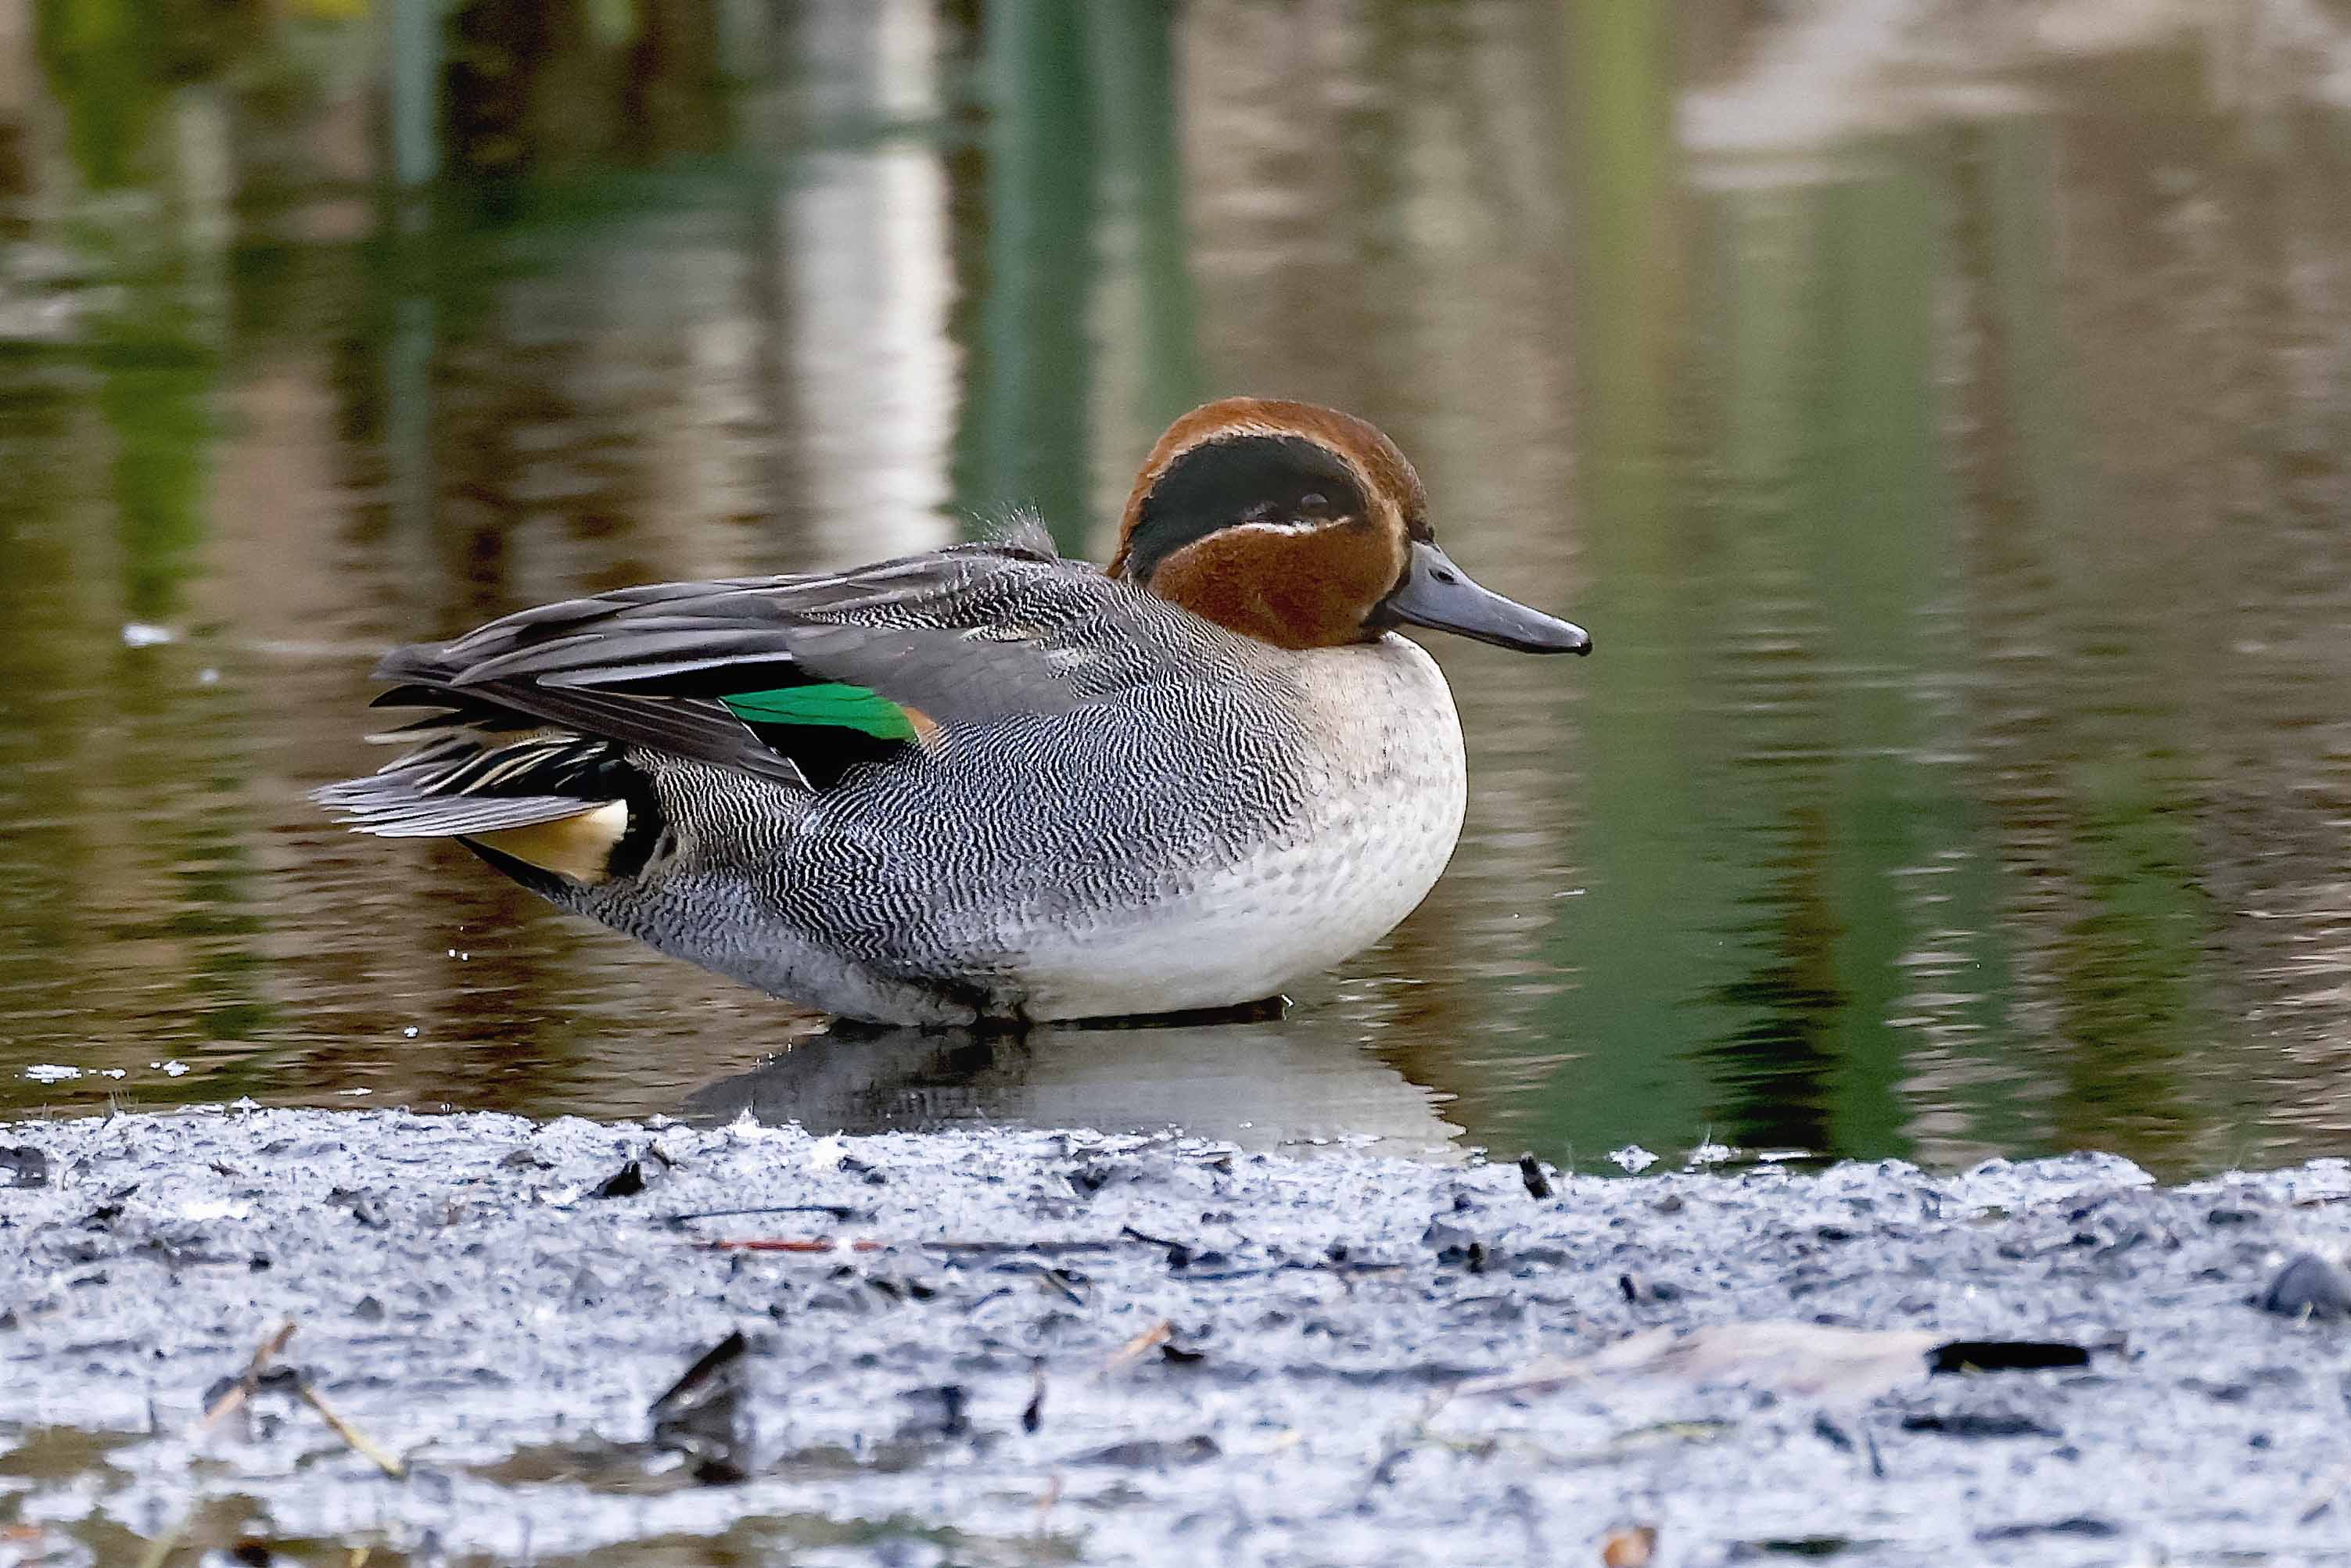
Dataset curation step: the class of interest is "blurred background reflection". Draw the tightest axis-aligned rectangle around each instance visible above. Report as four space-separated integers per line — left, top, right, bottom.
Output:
3 0 2350 1175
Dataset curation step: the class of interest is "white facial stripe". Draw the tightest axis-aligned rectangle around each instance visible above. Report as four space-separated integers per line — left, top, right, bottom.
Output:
1220 516 1355 540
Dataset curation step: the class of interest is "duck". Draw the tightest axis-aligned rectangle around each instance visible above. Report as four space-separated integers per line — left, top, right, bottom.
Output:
317 397 1591 1025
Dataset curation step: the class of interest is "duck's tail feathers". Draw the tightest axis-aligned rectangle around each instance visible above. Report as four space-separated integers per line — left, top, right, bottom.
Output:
356 642 811 786
314 735 655 885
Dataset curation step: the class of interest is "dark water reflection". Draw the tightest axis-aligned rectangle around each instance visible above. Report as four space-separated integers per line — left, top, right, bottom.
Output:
3 2 2350 1177
684 1017 1459 1155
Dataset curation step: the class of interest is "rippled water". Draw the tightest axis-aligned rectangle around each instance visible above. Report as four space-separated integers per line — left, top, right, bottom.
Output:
3 2 2349 1176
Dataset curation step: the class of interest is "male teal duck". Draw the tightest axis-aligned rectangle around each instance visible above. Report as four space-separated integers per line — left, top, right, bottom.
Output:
318 397 1591 1024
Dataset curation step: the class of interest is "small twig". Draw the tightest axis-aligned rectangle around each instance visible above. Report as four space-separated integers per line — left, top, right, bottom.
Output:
2299 1459 2351 1523
298 1380 407 1479
1102 1319 1172 1377
1032 1473 1063 1535
202 1319 296 1430
922 1239 1138 1256
1118 1224 1190 1250
199 1318 404 1480
131 1520 186 1568
690 1236 1160 1255
1034 1268 1087 1305
665 1204 856 1225
1177 1258 1405 1286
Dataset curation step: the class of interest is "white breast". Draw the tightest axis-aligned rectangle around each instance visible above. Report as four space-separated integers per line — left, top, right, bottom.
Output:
1014 634 1466 1019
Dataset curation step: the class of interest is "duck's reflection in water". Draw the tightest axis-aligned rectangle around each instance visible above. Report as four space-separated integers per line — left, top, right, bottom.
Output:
682 1014 1465 1159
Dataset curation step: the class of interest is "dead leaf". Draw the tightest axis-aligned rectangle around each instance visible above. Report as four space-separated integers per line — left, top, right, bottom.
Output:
1601 1523 1656 1566
1469 1322 1944 1401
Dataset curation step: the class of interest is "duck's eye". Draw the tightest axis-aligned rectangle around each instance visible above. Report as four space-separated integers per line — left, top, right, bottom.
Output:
1297 492 1330 517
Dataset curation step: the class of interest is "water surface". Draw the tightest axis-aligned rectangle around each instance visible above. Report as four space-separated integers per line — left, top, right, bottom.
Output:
4 2 2350 1177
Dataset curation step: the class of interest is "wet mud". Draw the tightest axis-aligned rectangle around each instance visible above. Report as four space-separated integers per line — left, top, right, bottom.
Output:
4 1108 2351 1566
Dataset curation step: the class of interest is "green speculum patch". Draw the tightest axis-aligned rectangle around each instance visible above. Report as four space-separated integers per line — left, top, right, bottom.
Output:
721 684 918 741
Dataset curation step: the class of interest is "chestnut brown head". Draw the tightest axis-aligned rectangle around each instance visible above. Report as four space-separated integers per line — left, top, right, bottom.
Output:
1111 396 1591 656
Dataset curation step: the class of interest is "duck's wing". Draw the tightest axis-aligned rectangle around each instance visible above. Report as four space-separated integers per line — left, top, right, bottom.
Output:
333 537 1165 800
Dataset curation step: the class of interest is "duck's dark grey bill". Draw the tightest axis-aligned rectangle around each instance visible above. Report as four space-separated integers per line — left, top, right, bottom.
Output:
1384 541 1592 655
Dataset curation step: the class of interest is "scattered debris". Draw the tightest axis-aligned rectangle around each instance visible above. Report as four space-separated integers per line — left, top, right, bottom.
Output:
898 1383 969 1440
924 1238 1142 1256
665 1203 858 1226
2259 1253 2351 1322
0 1146 48 1188
648 1329 755 1484
1518 1153 1553 1200
1927 1340 2091 1375
325 1187 389 1230
1731 1536 1868 1558
591 1160 648 1199
1032 1265 1088 1304
2299 1460 2351 1523
1423 1221 1488 1271
1074 1434 1219 1468
693 1236 883 1254
1022 1365 1045 1433
859 1272 935 1303
1973 1516 2120 1542
0 1113 2335 1565
1120 1222 1211 1268
1900 1411 2060 1440
1617 1273 1683 1304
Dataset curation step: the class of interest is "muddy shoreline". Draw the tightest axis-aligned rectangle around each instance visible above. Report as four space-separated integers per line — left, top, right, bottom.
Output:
4 1108 2350 1566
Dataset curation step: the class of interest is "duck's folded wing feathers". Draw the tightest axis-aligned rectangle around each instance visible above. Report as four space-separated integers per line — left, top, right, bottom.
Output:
364 541 1138 785
370 648 809 784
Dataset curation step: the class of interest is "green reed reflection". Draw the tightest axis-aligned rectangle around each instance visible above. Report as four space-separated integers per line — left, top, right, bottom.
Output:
957 0 1199 551
960 0 1097 551
1550 0 1710 1154
1550 16 2234 1169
